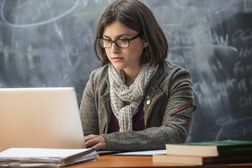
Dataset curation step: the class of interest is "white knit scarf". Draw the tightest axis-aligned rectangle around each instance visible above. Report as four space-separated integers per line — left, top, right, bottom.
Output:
108 63 157 132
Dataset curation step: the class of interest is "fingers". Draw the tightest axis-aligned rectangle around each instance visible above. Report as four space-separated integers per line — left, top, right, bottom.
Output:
85 138 97 148
84 134 96 142
84 134 107 150
84 134 100 148
93 142 106 150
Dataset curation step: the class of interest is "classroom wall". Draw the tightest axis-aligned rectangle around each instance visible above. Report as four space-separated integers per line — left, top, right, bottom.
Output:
0 0 251 141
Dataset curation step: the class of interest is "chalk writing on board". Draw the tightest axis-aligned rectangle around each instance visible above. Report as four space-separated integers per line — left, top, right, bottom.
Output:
232 29 252 42
0 0 79 28
216 115 252 140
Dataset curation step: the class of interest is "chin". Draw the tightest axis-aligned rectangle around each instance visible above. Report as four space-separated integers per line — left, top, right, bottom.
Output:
111 63 125 71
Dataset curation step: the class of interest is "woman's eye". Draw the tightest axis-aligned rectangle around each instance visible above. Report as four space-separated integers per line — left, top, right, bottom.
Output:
118 39 128 43
104 39 111 42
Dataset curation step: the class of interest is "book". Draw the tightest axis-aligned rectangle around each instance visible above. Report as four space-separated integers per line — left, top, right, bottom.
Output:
166 140 252 157
153 154 252 165
0 148 98 167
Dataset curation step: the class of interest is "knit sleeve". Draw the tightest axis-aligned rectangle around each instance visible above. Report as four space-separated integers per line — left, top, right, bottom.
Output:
79 70 99 135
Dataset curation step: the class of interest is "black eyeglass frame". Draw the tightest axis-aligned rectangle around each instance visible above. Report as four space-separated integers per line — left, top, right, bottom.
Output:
98 33 142 48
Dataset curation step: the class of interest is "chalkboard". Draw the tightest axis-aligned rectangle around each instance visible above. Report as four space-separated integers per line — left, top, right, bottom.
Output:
0 0 251 142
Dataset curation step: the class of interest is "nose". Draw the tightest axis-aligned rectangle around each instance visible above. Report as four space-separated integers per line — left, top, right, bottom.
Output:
111 42 120 53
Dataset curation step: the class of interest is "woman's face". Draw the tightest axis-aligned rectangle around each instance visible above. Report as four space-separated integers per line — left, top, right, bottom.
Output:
102 21 147 74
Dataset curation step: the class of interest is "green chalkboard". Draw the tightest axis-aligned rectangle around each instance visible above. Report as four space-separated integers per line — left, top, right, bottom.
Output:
0 0 251 142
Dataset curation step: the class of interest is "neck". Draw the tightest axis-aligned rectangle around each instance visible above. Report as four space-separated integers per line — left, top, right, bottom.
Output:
123 66 141 86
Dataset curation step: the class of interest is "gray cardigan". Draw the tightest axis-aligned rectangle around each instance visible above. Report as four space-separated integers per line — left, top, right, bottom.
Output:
80 60 195 151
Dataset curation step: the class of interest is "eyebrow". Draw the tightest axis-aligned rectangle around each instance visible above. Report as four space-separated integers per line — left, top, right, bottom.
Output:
102 34 133 39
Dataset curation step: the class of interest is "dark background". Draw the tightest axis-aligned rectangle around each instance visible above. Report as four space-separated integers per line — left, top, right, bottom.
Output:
0 0 251 142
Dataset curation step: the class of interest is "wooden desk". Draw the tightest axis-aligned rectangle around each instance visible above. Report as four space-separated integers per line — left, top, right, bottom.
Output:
70 155 252 168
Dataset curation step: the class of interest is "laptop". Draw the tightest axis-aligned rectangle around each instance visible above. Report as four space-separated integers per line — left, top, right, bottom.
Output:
0 87 85 151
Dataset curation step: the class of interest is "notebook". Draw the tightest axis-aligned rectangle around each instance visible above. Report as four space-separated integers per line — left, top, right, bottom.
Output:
0 87 85 151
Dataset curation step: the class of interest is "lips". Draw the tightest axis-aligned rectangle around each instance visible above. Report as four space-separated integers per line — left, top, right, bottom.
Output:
111 57 124 62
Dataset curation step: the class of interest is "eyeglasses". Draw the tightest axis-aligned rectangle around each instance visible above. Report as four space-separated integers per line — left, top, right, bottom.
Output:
98 34 141 48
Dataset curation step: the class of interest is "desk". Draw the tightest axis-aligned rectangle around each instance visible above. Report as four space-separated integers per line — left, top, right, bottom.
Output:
70 155 252 168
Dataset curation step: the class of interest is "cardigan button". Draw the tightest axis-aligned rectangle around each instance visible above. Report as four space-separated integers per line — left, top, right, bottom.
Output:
146 100 151 105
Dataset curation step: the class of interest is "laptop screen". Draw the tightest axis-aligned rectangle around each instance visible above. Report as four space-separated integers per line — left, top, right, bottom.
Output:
0 87 85 151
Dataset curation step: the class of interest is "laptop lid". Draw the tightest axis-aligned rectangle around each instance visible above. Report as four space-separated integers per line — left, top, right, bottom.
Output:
0 87 85 151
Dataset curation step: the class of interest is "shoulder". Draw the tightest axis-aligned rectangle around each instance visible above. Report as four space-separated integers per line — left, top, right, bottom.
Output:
156 60 192 81
85 64 109 93
165 60 190 73
89 64 109 82
149 60 192 93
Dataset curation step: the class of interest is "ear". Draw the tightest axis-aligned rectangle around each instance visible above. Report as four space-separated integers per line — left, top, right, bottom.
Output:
143 41 148 48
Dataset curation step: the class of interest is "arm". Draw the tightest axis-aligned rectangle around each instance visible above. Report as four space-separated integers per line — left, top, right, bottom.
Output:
80 69 109 150
79 71 99 136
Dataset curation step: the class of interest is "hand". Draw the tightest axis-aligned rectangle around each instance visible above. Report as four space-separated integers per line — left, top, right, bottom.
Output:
84 134 107 150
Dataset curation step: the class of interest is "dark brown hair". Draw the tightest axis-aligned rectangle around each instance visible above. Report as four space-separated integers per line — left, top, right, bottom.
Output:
94 0 168 65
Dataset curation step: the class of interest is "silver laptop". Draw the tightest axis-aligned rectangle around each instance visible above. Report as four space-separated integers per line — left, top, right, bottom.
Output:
0 87 85 151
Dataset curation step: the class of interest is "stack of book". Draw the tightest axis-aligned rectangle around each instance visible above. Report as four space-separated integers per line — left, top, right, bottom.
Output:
153 140 252 165
0 148 98 167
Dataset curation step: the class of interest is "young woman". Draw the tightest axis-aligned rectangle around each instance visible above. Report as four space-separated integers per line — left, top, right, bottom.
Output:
80 0 195 151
